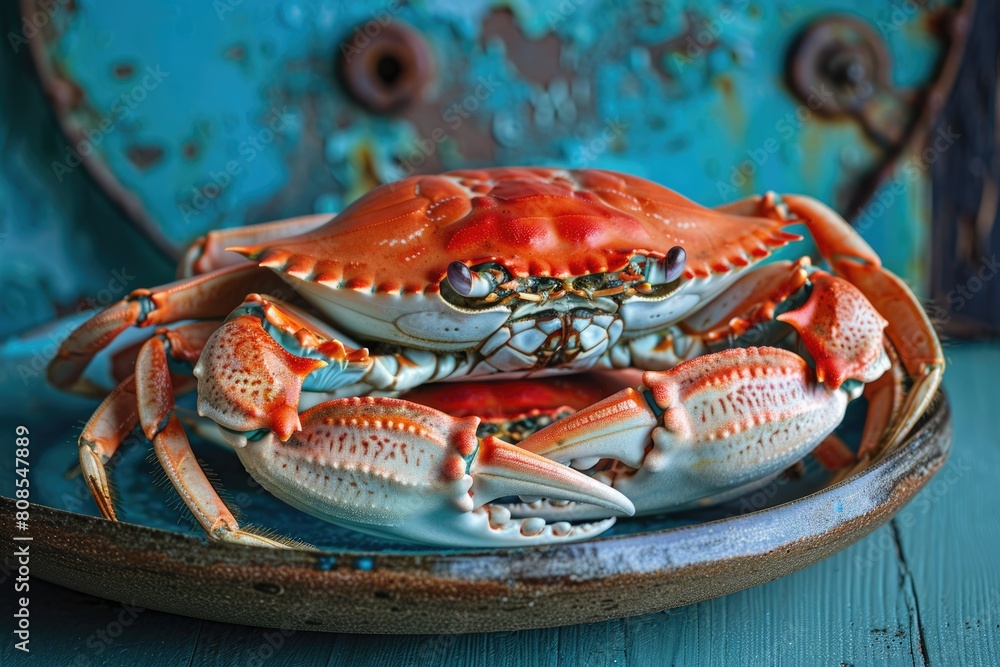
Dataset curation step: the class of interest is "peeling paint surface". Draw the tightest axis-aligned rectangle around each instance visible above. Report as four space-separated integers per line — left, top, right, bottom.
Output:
25 0 963 287
0 0 966 350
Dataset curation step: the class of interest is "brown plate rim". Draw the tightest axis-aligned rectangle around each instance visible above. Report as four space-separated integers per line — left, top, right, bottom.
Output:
1 391 951 634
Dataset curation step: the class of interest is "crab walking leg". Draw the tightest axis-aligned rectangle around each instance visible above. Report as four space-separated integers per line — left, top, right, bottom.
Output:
76 322 218 520
857 344 906 460
234 397 633 547
77 375 138 520
516 347 849 520
134 333 292 548
49 263 286 392
180 213 334 277
78 373 198 520
314 348 480 397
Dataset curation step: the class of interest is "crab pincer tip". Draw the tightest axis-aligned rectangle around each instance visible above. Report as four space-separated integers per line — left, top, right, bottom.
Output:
270 404 302 442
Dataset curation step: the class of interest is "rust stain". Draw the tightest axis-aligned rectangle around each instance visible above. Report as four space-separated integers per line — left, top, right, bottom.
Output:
224 44 246 62
718 75 733 96
125 145 165 170
480 10 563 86
112 63 134 79
47 65 85 111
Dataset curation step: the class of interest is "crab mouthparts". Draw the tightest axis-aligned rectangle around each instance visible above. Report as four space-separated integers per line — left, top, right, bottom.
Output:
444 248 688 306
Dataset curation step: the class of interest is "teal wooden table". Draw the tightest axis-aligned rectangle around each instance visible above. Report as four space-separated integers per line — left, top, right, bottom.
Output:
4 343 999 666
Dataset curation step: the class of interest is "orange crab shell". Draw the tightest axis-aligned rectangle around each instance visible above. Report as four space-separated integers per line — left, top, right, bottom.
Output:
400 372 641 422
237 168 800 295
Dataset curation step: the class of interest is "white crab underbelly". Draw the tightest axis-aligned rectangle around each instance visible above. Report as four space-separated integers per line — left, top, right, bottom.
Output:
468 312 625 378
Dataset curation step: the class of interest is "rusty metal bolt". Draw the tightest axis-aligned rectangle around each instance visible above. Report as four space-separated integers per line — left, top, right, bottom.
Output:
337 22 433 114
787 16 890 117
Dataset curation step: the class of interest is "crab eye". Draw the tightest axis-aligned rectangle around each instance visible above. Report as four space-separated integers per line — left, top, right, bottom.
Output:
447 262 473 295
645 246 687 284
664 246 686 282
446 261 496 298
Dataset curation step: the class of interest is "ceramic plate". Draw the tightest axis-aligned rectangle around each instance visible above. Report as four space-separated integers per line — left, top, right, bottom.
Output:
1 391 950 633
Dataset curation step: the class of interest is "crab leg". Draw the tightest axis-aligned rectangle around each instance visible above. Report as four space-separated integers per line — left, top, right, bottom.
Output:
77 374 138 521
133 327 293 548
180 213 333 277
608 260 811 370
856 343 906 459
76 322 217 521
718 193 943 451
516 347 849 519
234 396 633 546
49 263 286 393
776 194 943 450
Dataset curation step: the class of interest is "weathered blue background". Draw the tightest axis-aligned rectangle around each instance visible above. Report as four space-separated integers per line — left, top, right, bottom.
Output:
3 0 963 339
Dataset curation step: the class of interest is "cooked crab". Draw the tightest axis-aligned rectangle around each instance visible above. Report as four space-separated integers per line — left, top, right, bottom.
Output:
49 168 943 546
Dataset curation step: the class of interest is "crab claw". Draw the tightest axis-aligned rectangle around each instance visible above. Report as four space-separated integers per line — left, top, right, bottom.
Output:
777 193 944 449
517 347 849 519
195 296 375 442
234 396 633 546
194 314 328 442
776 271 891 389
